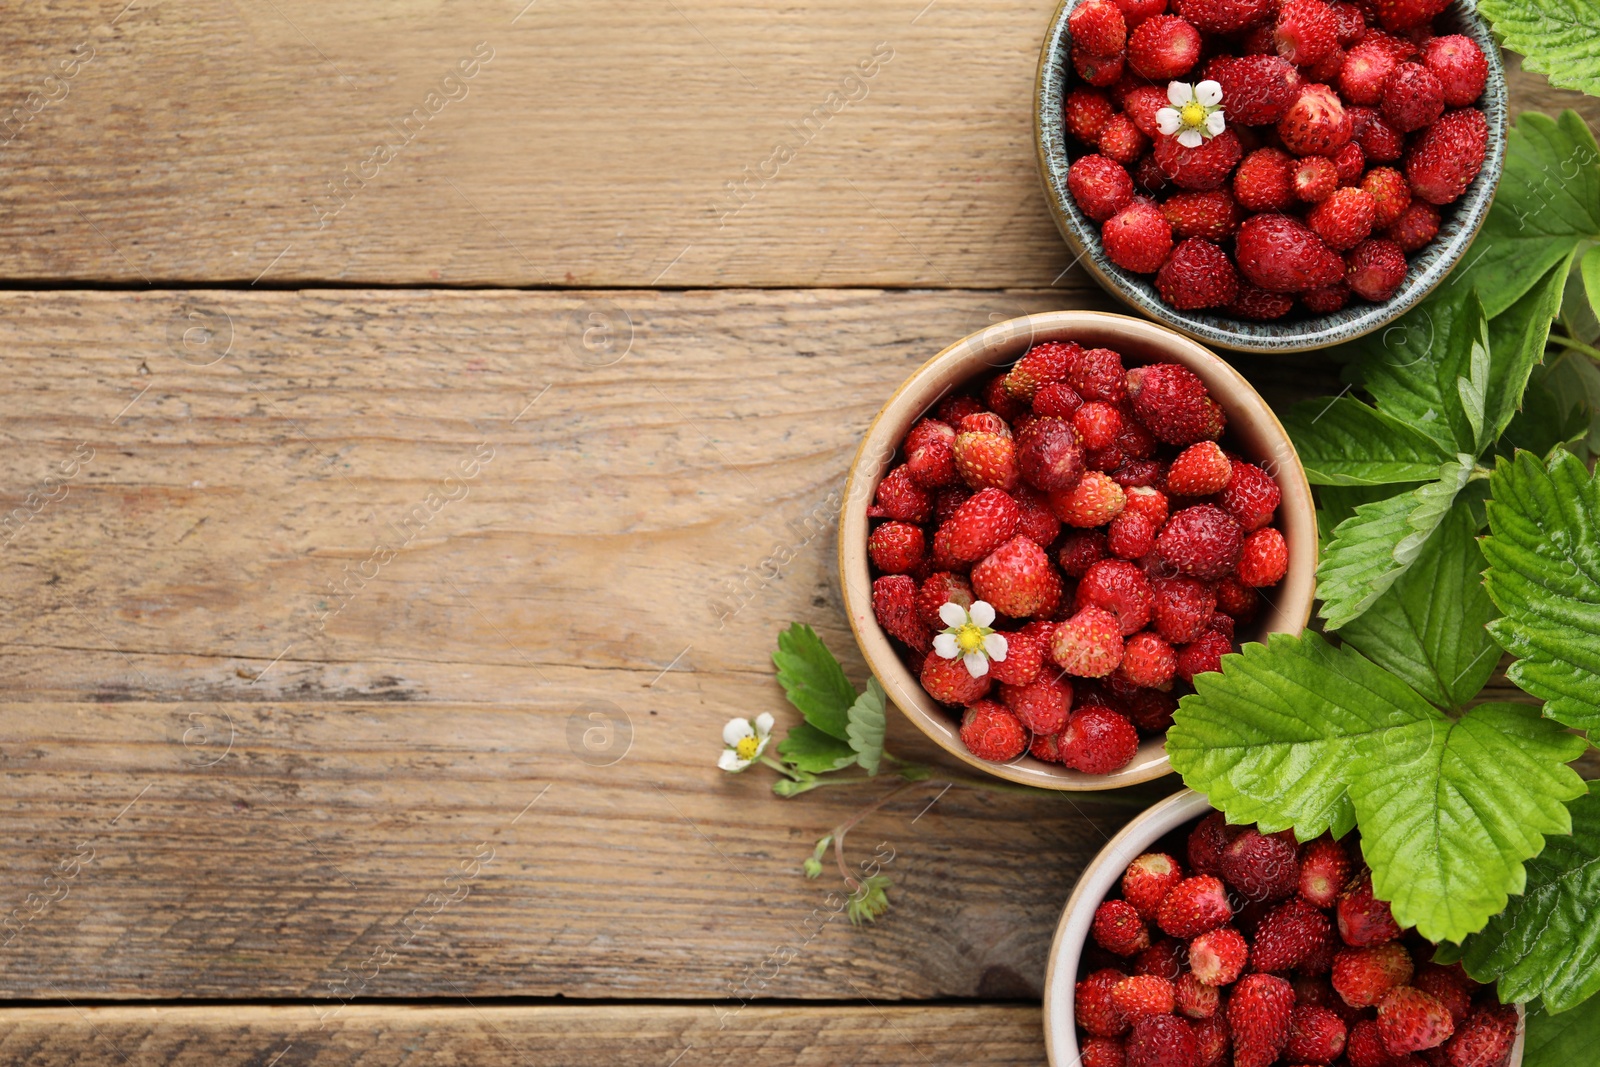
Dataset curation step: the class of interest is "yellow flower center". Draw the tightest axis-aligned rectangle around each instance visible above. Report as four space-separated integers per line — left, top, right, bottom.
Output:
1180 102 1207 128
735 736 761 761
955 623 986 655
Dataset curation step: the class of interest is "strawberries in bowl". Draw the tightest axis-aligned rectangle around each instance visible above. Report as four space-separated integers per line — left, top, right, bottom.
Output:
840 311 1315 790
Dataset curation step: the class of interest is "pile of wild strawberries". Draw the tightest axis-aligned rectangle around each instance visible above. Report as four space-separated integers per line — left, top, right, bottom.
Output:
867 340 1288 774
1059 0 1490 317
1077 813 1520 1067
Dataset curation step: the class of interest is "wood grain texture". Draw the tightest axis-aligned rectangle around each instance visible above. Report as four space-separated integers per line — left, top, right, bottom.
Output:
0 1 1592 287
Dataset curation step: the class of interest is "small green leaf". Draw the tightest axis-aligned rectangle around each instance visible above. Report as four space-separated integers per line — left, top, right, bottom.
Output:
1483 451 1600 732
1501 353 1600 460
1339 501 1499 710
1583 245 1600 327
1351 284 1481 453
1482 257 1570 449
1477 0 1600 100
845 677 887 775
776 722 859 773
1525 998 1600 1067
1286 396 1455 486
1316 484 1411 547
1457 303 1492 453
772 623 856 741
846 875 893 924
1457 782 1600 1014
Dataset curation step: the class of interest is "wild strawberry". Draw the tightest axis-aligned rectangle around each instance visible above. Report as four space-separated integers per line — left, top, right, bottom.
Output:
1157 238 1240 310
1238 527 1288 587
1089 443 1128 474
1201 55 1301 127
1192 1015 1229 1067
1229 283 1297 321
1117 631 1176 688
1159 875 1233 938
1164 441 1231 496
1155 130 1244 192
1221 827 1300 902
1444 1004 1518 1067
1286 1005 1349 1064
1127 1014 1199 1067
1370 0 1448 31
1298 835 1351 908
1124 853 1185 920
1334 943 1415 1008
1413 963 1473 1027
1346 237 1408 301
1424 35 1488 106
1070 154 1139 222
1034 381 1086 418
1104 200 1175 273
1115 0 1168 27
1176 628 1235 683
1187 812 1238 877
1236 213 1345 292
922 650 991 704
1327 0 1362 40
1150 576 1215 644
983 630 1039 689
1216 461 1276 534
973 536 1061 619
1173 0 1273 32
1294 155 1339 202
1113 458 1164 487
981 375 1028 423
1115 974 1177 1017
1304 45 1347 85
1097 897 1156 956
954 424 1020 491
1407 108 1488 205
1340 41 1400 104
1118 86 1168 139
1214 576 1258 621
1011 342 1082 401
1080 1036 1128 1067
1351 105 1405 161
1279 84 1352 156
1073 348 1130 403
1016 417 1085 493
1253 897 1334 971
1075 45 1127 87
1126 363 1225 446
936 487 1018 563
959 700 1027 760
1060 529 1110 577
1308 187 1376 251
1347 1019 1394 1067
868 521 926 574
1229 974 1296 1067
1174 972 1219 1020
1387 199 1441 251
1160 190 1241 241
1333 140 1364 184
1106 510 1155 561
1134 152 1169 194
1066 87 1119 144
1062 704 1140 772
1190 925 1249 985
1275 0 1337 65
1054 606 1126 677
1101 114 1152 166
1001 669 1073 732
1075 401 1124 450
936 395 985 425
1120 484 1167 524
1302 282 1349 313
1299 932 1338 979
1234 147 1296 212
1080 968 1134 1037
1383 62 1445 132
1379 986 1456 1054
1124 687 1178 732
1362 166 1412 228
1135 936 1187 980
870 463 933 523
1128 14 1202 79
1078 559 1156 635
1071 0 1130 56
874 574 931 651
917 572 974 630
904 419 958 487
1029 729 1066 763
1157 505 1243 581
1053 470 1128 527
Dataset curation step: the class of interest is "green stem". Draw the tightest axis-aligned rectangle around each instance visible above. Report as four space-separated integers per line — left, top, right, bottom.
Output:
759 755 805 781
1548 332 1600 363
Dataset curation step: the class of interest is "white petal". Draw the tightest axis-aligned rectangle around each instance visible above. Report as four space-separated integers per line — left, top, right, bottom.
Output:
1205 111 1227 135
933 633 961 658
1177 129 1204 148
754 712 775 738
1196 79 1223 106
985 633 1009 661
969 601 996 628
1156 109 1182 136
1167 81 1192 107
752 736 771 759
722 717 754 746
963 652 990 678
718 749 751 772
938 601 968 628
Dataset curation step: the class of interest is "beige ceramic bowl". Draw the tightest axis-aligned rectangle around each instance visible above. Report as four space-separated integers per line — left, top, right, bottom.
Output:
838 311 1315 790
1042 789 1526 1066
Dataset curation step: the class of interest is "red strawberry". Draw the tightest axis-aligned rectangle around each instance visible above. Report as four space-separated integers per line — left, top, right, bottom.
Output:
1173 0 1273 32
1236 213 1345 292
1158 505 1243 581
1363 166 1412 228
973 536 1061 618
871 463 934 522
921 650 991 704
1309 187 1376 250
1127 1013 1199 1067
1072 155 1139 222
1352 105 1405 161
958 700 1027 761
1347 1018 1394 1067
1229 283 1297 321
1034 381 1086 418
1423 35 1488 106
1175 629 1235 682
1155 130 1244 192
1188 811 1239 877
1135 937 1187 980
1406 108 1487 205
1114 0 1168 28
868 521 926 574
1190 925 1249 985
1014 485 1063 547
1080 968 1134 1037
1297 835 1352 908
1333 140 1365 184
917 572 974 629
1000 670 1073 732
1077 560 1156 635
1345 237 1408 302
1302 281 1350 313
938 487 1019 563
1124 687 1178 732
1008 341 1082 399
1113 458 1164 487
1117 632 1176 688
1075 45 1127 87
1387 200 1441 251
1275 0 1337 65
1382 62 1445 132
1443 1004 1517 1067
1158 875 1234 938
1192 1015 1229 1067
1066 87 1119 144
905 418 959 487
1252 897 1334 971
1286 1005 1349 1064
988 628 1043 686
1125 84 1173 137
1017 416 1087 492
1152 576 1217 644
1104 200 1176 273
1097 898 1156 956
1229 974 1296 1067
1166 441 1232 496
1077 401 1125 450
1073 348 1131 403
1334 943 1415 1008
874 574 932 651
1279 84 1352 156
1304 45 1348 87
1062 704 1140 772
1052 470 1128 527
1214 576 1258 621
1175 972 1219 1020
1156 238 1240 310
1329 1 1364 44
1205 55 1302 127
1053 607 1126 678
1124 853 1185 921
1370 0 1448 31
1220 460 1279 531
1081 1036 1129 1067
1127 14 1202 80
1115 974 1178 1017
1340 41 1399 105
954 424 1020 491
1060 529 1111 577
1124 484 1170 525
1126 363 1226 446
937 395 986 425
1413 963 1473 1027
1294 155 1339 202
932 486 974 528
1109 510 1159 560
1221 827 1300 902
1238 527 1288 587
1071 0 1130 56
1161 190 1241 241
1101 114 1151 166
1234 147 1297 211
1378 987 1456 1054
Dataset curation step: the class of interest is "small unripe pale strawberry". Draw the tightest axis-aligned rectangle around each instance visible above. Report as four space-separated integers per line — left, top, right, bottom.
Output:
1123 852 1184 921
1189 924 1249 985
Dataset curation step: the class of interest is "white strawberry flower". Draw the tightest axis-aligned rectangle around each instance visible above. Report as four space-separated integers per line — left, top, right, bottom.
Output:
718 713 775 772
1157 80 1226 149
932 600 1009 679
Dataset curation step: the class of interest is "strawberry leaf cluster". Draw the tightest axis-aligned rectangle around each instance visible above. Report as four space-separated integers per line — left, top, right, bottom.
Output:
1478 0 1600 101
772 623 891 779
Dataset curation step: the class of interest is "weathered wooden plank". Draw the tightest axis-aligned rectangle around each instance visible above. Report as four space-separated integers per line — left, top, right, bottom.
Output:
0 1003 1048 1065
0 0 1590 287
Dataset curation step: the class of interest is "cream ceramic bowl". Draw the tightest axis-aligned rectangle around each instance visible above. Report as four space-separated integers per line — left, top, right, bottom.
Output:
838 311 1316 791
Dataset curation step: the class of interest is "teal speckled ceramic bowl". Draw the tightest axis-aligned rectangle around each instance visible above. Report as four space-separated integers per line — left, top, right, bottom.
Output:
1035 0 1508 354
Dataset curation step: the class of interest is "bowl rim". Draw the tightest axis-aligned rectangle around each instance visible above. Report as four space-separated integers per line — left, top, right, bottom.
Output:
1041 788 1528 1066
1033 0 1509 354
837 310 1317 791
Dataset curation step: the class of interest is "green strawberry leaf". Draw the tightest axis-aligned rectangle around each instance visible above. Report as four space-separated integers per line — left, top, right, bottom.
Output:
1481 257 1570 448
772 623 856 741
1482 450 1600 732
1477 0 1600 101
1457 304 1493 454
1286 396 1455 486
777 722 859 773
1582 244 1600 330
845 677 887 775
1315 483 1413 547
1502 352 1600 461
1447 112 1600 319
1456 782 1600 1014
1338 501 1499 711
1352 701 1588 943
1351 285 1483 454
1525 998 1600 1067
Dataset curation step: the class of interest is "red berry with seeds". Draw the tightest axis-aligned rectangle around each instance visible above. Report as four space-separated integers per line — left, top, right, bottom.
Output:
1077 559 1156 635
1053 470 1128 527
1345 237 1408 301
1285 1005 1349 1065
1081 1036 1129 1067
1188 812 1238 877
1229 283 1297 321
1423 35 1487 106
1351 105 1405 161
1071 0 1130 56
1161 190 1242 241
1235 213 1346 293
1173 0 1273 32
1175 972 1219 1020
1378 986 1456 1054
1302 281 1350 313
1383 62 1445 132
1190 925 1249 985
1157 238 1241 310
1073 348 1130 403
1061 529 1111 577
1298 836 1352 908
1000 671 1073 733
874 574 931 651
1018 416 1088 492
1387 199 1441 251
921 651 991 705
1114 975 1177 1019
1337 870 1402 947
1080 969 1134 1037
1192 1016 1228 1067
1104 200 1176 273
1100 114 1151 166
1008 341 1082 400
1127 1013 1199 1067
1176 628 1235 682
1308 186 1376 250
1053 606 1126 678
1071 154 1139 222
1135 937 1187 980
1214 576 1258 621
1015 485 1063 546
871 463 934 522
954 424 1020 491
1077 401 1125 450
1279 84 1353 156
1340 40 1401 104
1067 87 1118 145
1124 484 1170 525
1155 130 1244 192
917 572 974 630
1096 898 1155 956
1075 45 1127 87
1294 155 1339 202
958 700 1027 761
1235 147 1297 212
1128 14 1202 80
1035 381 1086 418
1205 55 1302 126
939 487 1020 563
973 536 1062 619
1221 826 1301 902
988 628 1044 687
1152 576 1217 644
1444 1004 1518 1067
1371 0 1449 31
1333 140 1364 184
1109 510 1159 559
1062 704 1141 772
1333 943 1415 1008
1118 631 1176 688
1413 963 1473 1027
1220 459 1279 531
868 521 926 574
1159 875 1234 938
1347 1019 1392 1067
1124 853 1185 921
1238 527 1288 587
1166 441 1232 496
1228 974 1296 1067
905 418 959 487
1275 0 1338 66
1158 505 1243 581
1124 84 1172 137
1407 107 1488 204
1363 166 1412 227
1252 897 1334 971
1127 363 1226 446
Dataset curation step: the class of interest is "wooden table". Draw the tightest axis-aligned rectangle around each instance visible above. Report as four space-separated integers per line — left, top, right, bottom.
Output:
0 4 1594 1062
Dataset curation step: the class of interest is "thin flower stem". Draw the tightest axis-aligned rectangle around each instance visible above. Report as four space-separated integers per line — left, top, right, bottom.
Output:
1548 331 1600 363
759 755 805 780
